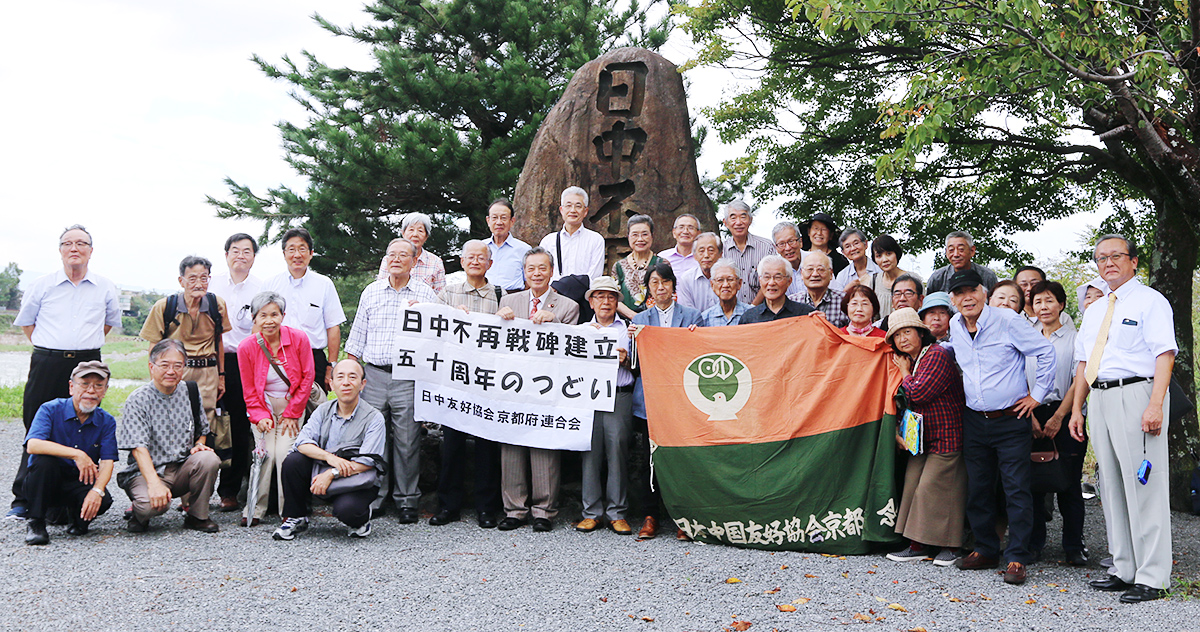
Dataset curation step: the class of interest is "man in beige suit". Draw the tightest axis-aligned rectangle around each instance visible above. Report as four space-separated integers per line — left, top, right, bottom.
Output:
494 247 580 532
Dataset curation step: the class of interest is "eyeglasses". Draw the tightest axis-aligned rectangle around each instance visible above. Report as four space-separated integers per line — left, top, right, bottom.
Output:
774 237 800 249
892 289 917 298
153 361 185 372
759 273 789 282
1094 252 1130 265
711 276 739 285
60 240 92 249
73 381 108 393
385 251 413 260
183 274 210 285
284 246 311 255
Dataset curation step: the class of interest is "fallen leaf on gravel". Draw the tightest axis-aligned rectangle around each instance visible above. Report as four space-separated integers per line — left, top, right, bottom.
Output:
875 597 887 603
1025 599 1037 604
780 565 788 569
887 603 907 612
804 574 817 578
776 605 797 612
867 571 876 574
948 598 962 602
907 627 928 632
726 578 742 584
1045 583 1058 587
821 553 837 558
980 594 991 601
290 587 298 592
600 597 608 602
1059 589 1068 593
792 598 811 605
763 587 780 594
853 613 871 622
641 617 654 622
875 616 885 621
730 621 752 631
841 572 849 578
838 556 847 560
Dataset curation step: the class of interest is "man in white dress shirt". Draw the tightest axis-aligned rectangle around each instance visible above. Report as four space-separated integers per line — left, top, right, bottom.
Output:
10 225 121 519
538 186 605 281
485 198 531 291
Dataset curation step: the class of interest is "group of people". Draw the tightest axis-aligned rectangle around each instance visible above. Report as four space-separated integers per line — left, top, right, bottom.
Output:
11 191 1177 604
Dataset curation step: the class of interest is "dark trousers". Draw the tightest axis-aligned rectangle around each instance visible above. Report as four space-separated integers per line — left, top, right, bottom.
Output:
23 458 112 525
280 451 375 528
217 352 251 499
312 348 329 392
963 409 1034 564
435 426 502 515
628 416 667 521
1031 405 1088 555
14 349 101 508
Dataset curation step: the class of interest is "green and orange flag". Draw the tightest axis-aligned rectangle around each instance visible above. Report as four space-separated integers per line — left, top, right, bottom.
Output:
637 314 903 554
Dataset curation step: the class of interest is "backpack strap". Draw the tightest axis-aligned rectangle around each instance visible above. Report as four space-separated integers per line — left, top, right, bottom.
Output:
494 285 504 301
163 294 180 340
206 293 223 350
185 380 204 440
555 231 563 276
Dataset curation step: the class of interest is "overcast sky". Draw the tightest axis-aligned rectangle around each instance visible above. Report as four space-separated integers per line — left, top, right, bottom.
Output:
0 1 1106 293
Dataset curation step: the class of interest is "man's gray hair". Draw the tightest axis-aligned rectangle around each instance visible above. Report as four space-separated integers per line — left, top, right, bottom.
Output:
839 228 868 247
802 250 832 271
724 199 753 217
461 239 491 260
178 255 213 276
772 221 801 243
945 230 975 248
60 224 93 245
757 253 791 278
250 290 287 319
561 186 589 206
1093 233 1138 259
387 237 417 257
711 258 741 279
401 212 433 235
695 231 721 247
149 339 186 364
673 213 700 228
894 272 925 296
523 246 555 269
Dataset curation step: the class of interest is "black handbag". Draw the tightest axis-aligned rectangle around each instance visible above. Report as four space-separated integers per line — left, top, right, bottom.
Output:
1030 404 1071 494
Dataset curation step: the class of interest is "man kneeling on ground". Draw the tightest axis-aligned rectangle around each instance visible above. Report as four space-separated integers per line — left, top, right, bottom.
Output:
274 359 386 540
23 360 117 545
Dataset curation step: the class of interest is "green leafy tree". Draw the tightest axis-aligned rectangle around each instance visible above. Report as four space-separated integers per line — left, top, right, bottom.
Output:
208 0 668 277
0 262 20 310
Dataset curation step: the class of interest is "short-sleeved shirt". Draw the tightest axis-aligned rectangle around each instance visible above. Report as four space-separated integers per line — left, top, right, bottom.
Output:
739 298 814 324
487 235 532 291
790 287 848 328
701 302 751 327
1028 320 1077 403
346 277 442 366
140 293 232 357
540 226 606 281
118 384 206 484
265 269 347 351
723 234 776 304
830 259 883 293
1073 278 1177 381
15 269 122 350
294 401 387 470
209 272 262 353
25 398 118 468
439 281 502 315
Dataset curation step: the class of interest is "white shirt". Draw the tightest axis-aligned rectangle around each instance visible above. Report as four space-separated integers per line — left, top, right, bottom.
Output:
539 226 605 281
1074 278 1177 381
14 269 121 350
264 269 347 351
656 303 675 328
209 271 263 353
658 247 698 278
830 258 883 292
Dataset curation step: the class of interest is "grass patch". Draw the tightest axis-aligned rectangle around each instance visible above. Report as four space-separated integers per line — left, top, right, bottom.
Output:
1168 577 1200 600
0 335 147 355
0 384 141 420
108 358 150 381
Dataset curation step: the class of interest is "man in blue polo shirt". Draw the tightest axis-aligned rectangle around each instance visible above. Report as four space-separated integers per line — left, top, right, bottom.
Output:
22 360 118 545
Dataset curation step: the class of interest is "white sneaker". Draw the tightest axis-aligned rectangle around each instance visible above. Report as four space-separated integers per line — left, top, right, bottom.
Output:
273 517 308 541
349 521 372 538
932 548 958 567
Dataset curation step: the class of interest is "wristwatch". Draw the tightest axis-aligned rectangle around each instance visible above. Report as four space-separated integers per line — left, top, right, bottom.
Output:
328 468 340 479
89 488 104 497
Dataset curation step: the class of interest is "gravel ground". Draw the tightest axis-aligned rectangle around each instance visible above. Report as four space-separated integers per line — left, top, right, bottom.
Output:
1 420 1199 631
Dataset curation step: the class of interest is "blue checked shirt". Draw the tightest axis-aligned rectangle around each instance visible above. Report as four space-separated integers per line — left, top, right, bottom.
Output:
700 302 751 327
346 278 442 366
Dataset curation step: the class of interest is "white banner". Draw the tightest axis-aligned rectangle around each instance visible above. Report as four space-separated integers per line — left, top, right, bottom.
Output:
415 382 595 451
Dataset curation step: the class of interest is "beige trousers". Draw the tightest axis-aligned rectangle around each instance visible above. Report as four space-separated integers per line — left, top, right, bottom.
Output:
247 396 299 520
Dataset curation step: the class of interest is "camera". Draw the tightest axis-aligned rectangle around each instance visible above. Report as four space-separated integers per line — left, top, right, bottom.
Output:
1137 459 1152 485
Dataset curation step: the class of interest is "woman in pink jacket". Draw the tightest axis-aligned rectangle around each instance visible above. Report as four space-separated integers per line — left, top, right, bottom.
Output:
238 291 315 526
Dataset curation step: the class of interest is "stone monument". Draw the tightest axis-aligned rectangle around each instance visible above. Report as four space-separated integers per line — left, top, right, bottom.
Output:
513 47 717 268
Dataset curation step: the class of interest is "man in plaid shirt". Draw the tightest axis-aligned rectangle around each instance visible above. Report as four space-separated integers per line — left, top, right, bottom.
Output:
788 251 848 328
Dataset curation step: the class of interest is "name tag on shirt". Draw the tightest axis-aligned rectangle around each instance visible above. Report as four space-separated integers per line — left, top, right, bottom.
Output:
1121 318 1138 326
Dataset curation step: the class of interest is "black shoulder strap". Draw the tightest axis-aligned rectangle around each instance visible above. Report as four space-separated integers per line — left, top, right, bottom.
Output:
555 231 563 275
494 284 504 300
185 380 203 439
163 294 180 340
206 292 223 348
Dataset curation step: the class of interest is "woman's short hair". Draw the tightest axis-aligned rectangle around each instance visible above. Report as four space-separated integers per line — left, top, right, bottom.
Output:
841 284 881 320
643 261 677 290
251 290 287 318
401 212 433 235
1029 280 1067 309
628 214 654 234
871 234 903 260
989 279 1025 312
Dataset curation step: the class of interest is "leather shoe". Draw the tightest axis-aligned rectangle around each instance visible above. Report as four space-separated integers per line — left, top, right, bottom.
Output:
397 507 419 524
66 522 89 536
429 510 460 526
182 515 220 533
1120 584 1166 603
219 497 240 512
575 518 601 532
637 516 658 539
239 517 261 527
1064 550 1089 567
477 512 498 529
25 519 49 546
497 516 527 531
676 528 691 541
610 519 632 535
1090 576 1134 592
126 516 149 533
1003 562 1027 585
955 552 999 570
532 517 553 532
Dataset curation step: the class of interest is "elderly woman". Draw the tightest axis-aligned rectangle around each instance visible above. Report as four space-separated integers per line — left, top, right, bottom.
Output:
885 308 967 566
379 213 446 292
840 285 885 337
613 215 661 320
799 212 849 275
1077 276 1106 312
237 291 315 526
1027 281 1088 566
988 280 1024 314
832 228 884 295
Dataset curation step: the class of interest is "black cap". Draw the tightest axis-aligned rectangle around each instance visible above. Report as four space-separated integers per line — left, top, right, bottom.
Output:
947 268 984 293
799 213 842 251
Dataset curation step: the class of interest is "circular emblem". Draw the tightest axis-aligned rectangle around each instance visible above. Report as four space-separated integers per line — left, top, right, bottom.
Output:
683 353 753 421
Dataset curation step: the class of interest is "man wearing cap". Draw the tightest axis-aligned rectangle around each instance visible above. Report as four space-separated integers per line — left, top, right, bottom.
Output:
21 360 118 545
739 255 815 324
658 214 701 279
947 268 1055 585
920 292 955 344
788 250 848 328
1069 234 1176 603
10 224 121 520
721 200 775 305
799 213 849 275
676 232 723 313
576 277 636 535
926 231 999 294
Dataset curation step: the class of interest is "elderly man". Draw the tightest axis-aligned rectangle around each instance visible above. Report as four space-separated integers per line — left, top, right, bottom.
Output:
740 255 815 324
22 361 117 545
676 232 723 312
429 240 505 528
538 186 605 281
486 198 532 291
920 292 954 343
948 269 1055 585
273 359 387 540
701 259 752 327
926 231 999 294
576 277 636 535
141 256 232 435
772 221 806 290
10 225 120 520
379 213 447 292
264 227 347 391
495 247 580 532
877 273 925 331
658 214 701 278
210 233 262 512
1069 235 1176 603
789 250 848 328
347 238 441 524
119 340 222 533
722 200 776 305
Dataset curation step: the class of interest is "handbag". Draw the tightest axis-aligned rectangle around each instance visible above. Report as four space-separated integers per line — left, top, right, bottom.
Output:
257 334 324 420
1029 402 1071 495
311 449 384 497
212 408 233 469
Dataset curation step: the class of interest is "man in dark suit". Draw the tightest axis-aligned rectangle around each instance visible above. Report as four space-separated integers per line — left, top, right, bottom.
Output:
740 255 815 324
493 247 580 532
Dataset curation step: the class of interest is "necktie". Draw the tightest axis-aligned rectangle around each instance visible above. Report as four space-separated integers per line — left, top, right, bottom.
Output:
1084 292 1118 385
530 296 540 318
